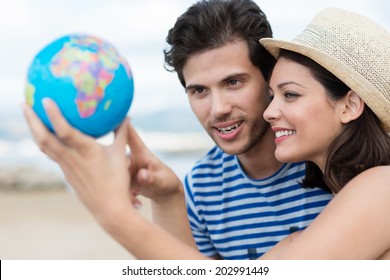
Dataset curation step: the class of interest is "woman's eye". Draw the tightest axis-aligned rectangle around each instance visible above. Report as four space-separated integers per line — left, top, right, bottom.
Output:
284 92 299 99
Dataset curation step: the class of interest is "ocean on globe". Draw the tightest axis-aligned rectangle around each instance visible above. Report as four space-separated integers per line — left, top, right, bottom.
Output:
25 34 134 138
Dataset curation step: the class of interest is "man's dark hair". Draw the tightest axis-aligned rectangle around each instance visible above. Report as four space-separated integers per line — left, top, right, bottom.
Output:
164 0 275 86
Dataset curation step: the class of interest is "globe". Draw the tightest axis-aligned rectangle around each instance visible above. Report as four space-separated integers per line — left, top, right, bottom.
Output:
25 34 134 138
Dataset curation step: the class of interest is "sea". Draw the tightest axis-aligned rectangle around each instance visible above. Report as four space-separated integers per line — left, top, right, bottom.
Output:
0 107 214 184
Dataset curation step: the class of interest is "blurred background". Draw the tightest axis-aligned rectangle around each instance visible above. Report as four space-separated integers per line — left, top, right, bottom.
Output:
0 0 388 259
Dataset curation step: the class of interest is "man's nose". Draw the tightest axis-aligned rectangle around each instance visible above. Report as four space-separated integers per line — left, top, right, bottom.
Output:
210 90 232 117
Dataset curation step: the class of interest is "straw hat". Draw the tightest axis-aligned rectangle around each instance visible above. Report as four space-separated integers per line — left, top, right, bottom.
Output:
260 8 390 132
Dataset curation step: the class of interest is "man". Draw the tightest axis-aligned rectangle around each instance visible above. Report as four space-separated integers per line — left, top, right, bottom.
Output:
23 0 332 260
131 0 332 259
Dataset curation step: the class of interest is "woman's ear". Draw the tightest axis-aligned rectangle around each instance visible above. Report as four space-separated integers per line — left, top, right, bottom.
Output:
340 90 365 124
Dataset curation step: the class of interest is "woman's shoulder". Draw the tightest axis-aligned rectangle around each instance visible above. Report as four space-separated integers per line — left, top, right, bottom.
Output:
346 165 390 191
307 165 390 259
360 165 390 176
336 165 390 211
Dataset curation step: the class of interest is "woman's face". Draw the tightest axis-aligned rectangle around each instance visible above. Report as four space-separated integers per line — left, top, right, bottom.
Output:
263 57 345 170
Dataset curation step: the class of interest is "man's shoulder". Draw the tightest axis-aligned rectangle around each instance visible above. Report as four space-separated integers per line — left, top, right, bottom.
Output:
188 149 307 178
186 146 234 176
281 161 306 175
194 146 232 166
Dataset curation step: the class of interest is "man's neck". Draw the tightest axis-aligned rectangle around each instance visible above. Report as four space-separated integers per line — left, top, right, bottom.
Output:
237 128 283 180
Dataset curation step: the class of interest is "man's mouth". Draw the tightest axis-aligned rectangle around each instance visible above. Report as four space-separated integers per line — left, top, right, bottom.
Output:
217 122 242 134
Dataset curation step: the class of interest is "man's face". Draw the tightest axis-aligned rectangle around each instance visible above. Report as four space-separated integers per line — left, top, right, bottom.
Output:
182 41 270 155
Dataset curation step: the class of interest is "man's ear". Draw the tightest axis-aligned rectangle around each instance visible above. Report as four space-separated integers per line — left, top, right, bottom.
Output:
340 90 365 124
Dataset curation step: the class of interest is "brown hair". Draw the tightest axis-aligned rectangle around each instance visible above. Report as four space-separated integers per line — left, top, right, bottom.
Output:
279 50 390 193
163 0 275 87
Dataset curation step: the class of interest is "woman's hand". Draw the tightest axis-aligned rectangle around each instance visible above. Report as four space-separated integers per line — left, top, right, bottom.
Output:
23 98 134 223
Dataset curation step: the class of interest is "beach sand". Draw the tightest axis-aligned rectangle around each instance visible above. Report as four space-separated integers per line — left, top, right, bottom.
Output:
0 189 152 260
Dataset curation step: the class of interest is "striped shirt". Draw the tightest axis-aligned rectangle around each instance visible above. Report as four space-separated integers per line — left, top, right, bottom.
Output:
184 146 333 260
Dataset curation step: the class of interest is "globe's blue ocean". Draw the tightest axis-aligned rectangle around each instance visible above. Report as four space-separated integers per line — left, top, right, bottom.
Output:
26 34 134 138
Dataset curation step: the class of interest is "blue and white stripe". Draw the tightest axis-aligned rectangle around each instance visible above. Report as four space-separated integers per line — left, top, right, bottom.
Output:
184 146 333 260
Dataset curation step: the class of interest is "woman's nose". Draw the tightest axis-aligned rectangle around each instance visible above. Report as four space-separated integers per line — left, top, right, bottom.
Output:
263 100 280 123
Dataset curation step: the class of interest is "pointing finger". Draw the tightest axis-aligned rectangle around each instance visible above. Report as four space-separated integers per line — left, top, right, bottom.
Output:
113 117 130 153
127 120 150 155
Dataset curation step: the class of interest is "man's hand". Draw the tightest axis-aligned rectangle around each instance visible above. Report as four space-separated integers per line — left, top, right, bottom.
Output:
126 120 196 249
126 122 184 207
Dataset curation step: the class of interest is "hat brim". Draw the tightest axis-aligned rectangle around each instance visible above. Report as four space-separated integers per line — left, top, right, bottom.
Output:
260 37 351 90
260 38 338 71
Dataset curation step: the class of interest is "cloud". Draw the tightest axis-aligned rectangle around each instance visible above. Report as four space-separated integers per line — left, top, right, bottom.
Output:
261 0 389 39
1 0 389 116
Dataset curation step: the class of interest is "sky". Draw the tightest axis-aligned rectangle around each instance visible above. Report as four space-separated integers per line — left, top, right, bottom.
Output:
0 0 389 122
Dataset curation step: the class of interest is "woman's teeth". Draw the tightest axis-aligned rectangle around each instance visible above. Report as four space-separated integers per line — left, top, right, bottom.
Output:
275 130 296 138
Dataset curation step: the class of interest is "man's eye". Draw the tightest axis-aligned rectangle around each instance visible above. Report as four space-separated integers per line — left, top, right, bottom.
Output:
188 87 207 96
194 87 205 94
228 79 239 86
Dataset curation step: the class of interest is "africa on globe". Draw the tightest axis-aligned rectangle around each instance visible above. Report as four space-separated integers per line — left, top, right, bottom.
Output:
25 34 134 138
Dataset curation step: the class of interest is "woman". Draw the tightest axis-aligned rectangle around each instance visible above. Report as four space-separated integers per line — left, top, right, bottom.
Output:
23 7 390 259
259 7 390 259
